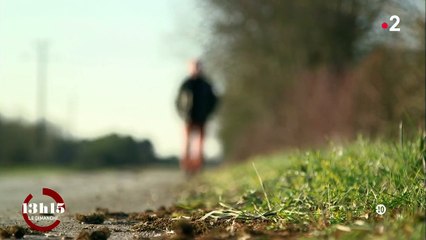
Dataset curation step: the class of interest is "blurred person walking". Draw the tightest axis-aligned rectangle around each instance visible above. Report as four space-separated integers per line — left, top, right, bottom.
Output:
176 60 218 174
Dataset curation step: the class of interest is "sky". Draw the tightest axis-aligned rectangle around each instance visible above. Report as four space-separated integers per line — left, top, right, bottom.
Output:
0 0 221 157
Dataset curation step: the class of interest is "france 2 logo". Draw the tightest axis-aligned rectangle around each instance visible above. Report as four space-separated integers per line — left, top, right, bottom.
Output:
381 15 401 32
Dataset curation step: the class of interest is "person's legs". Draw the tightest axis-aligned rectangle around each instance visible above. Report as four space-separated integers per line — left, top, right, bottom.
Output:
199 124 206 164
182 122 206 173
181 122 192 172
192 123 205 171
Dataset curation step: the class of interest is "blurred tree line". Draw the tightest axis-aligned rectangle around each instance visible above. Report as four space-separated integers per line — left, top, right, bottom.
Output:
0 117 178 169
200 0 425 160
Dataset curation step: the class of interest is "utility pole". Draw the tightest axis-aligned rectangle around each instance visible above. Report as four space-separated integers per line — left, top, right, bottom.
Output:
36 40 48 124
35 40 49 161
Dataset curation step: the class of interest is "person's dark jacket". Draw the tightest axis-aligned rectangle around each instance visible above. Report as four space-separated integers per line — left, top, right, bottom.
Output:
176 75 218 124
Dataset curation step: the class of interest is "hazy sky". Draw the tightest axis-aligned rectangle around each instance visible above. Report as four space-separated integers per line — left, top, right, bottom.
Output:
0 0 221 157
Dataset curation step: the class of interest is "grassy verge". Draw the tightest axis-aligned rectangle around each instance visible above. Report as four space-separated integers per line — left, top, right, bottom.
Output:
178 137 425 239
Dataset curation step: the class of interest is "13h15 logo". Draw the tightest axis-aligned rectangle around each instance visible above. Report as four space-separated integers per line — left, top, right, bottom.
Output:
22 188 66 232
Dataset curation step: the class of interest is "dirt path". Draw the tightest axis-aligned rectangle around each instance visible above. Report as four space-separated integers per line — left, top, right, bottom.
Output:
0 168 185 239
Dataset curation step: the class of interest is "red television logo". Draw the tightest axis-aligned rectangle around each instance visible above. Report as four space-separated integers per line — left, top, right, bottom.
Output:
22 188 66 232
381 15 401 31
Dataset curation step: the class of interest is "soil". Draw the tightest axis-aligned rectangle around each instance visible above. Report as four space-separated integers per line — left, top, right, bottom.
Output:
0 169 301 239
0 168 185 239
